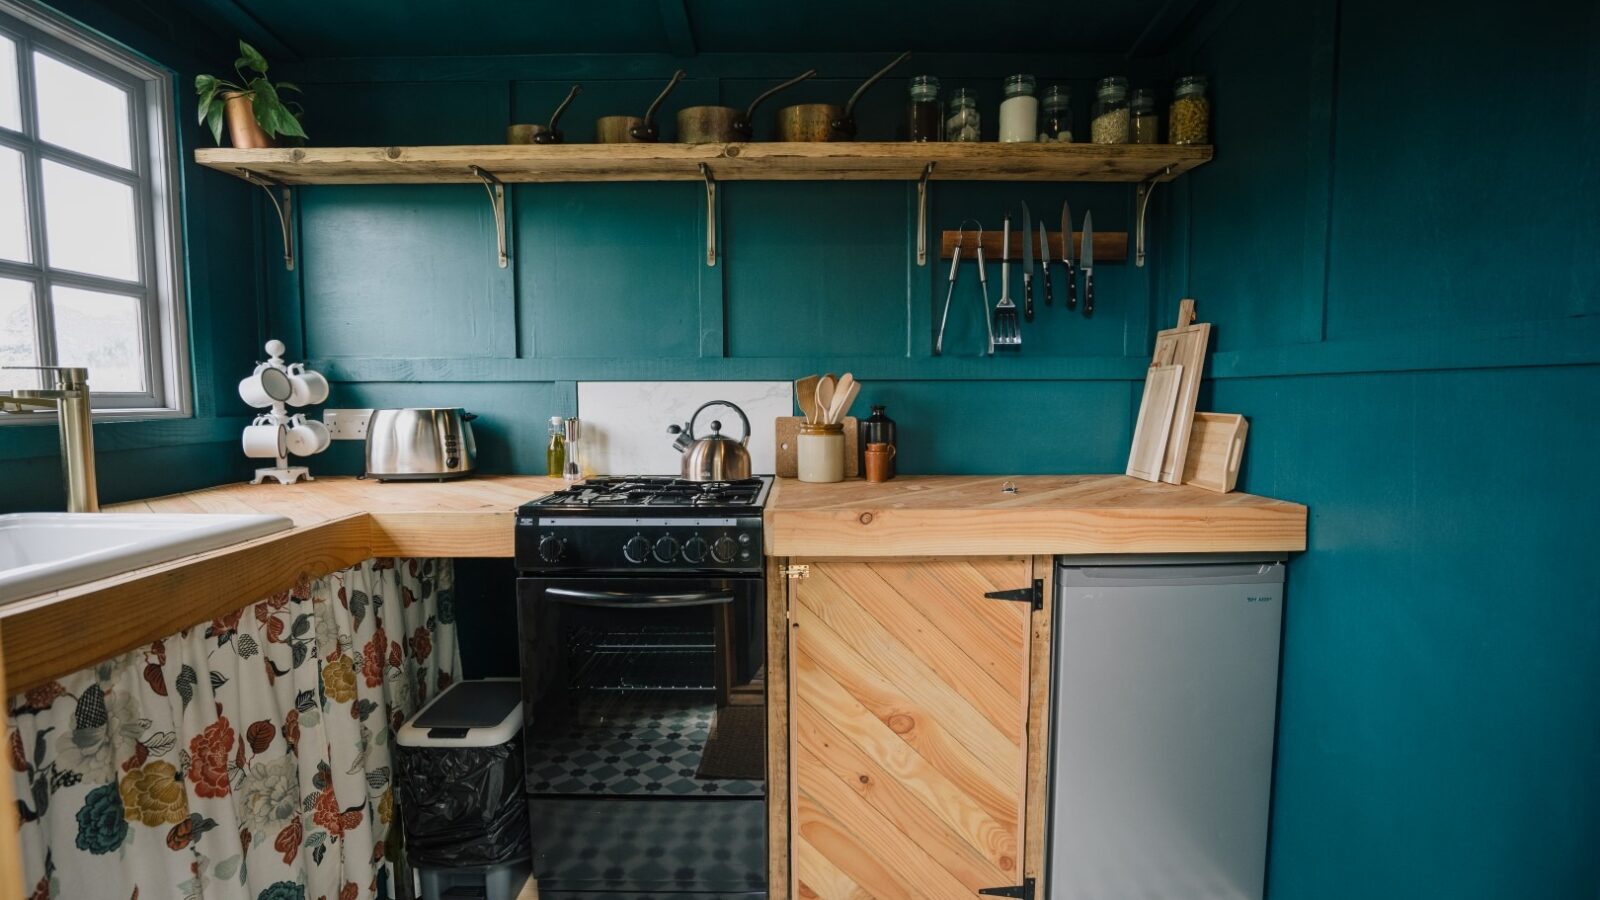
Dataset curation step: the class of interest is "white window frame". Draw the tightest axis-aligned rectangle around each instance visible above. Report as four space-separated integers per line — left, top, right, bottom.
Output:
0 0 189 420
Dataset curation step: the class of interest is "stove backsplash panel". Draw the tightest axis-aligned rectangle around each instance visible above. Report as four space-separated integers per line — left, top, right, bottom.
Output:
576 381 790 476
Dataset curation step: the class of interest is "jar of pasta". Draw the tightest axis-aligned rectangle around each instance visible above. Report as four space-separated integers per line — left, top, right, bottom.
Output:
1169 75 1209 144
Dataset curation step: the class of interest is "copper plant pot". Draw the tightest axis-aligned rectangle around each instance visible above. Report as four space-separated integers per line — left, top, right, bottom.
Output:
224 92 275 148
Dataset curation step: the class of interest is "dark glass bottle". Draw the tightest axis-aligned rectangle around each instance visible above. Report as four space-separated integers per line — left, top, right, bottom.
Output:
859 405 897 478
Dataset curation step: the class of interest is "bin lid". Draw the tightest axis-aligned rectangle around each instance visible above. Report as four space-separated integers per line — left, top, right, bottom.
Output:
398 678 523 748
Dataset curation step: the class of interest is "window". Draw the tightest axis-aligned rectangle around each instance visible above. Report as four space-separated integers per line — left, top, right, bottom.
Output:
0 0 187 416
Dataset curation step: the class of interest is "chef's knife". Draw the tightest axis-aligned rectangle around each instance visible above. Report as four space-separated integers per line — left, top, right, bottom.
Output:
1060 199 1077 310
1020 202 1035 322
1038 220 1052 308
1080 209 1095 318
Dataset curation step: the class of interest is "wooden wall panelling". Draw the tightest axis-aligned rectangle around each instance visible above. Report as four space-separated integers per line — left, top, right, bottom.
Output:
1024 555 1055 896
768 556 792 899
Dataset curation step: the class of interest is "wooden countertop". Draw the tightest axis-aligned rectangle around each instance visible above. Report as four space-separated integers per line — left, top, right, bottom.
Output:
1 474 1303 694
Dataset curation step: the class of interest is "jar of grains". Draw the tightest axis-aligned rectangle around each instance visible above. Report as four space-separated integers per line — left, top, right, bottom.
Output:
998 74 1038 142
1169 75 1209 144
1039 85 1071 142
1130 88 1158 144
1090 76 1130 144
946 88 981 141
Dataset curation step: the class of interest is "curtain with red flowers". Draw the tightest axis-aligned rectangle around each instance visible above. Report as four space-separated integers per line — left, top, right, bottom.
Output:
8 557 460 900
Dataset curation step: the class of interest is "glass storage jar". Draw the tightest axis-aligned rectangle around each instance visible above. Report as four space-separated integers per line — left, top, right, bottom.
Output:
1090 76 1130 144
946 88 981 142
907 75 942 141
1130 87 1158 144
797 422 845 483
998 73 1038 143
1039 85 1072 142
1169 75 1209 144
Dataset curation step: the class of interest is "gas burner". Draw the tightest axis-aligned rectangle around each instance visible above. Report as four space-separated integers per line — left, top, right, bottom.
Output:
529 475 771 512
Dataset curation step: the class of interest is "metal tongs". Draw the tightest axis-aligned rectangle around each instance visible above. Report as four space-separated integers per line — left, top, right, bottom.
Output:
935 221 995 357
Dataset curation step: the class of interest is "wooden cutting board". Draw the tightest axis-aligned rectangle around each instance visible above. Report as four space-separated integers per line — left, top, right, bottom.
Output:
774 416 860 478
1182 412 1249 493
1151 299 1212 484
1126 364 1182 482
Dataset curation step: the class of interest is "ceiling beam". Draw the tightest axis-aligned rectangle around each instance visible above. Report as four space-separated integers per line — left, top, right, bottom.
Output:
182 0 299 60
657 0 697 56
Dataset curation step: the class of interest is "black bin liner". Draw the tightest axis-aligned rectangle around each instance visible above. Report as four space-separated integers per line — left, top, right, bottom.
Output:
395 737 529 868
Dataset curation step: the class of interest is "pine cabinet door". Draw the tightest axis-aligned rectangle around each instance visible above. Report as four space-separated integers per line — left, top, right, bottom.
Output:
790 557 1034 899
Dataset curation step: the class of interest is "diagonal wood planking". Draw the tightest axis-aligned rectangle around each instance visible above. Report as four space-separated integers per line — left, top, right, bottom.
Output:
793 557 1032 898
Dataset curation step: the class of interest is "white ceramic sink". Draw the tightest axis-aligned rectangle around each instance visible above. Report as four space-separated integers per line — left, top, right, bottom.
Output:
0 513 295 604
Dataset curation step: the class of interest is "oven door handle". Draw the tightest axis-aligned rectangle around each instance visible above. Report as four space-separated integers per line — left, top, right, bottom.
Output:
544 587 736 608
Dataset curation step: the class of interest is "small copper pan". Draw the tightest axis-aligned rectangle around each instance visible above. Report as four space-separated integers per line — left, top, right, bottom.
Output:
507 84 581 145
595 69 685 143
776 50 909 141
677 69 816 144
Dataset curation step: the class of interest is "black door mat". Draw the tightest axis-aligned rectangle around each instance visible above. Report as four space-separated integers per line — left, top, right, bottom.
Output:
695 705 766 781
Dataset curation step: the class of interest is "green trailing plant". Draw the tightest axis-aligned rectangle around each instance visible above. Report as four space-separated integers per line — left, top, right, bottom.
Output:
194 40 306 145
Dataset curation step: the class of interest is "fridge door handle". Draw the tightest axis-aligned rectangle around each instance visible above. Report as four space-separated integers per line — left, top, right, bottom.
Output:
544 587 735 608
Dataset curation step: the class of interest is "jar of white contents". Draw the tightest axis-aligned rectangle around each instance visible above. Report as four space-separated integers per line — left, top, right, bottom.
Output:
998 74 1037 143
797 423 845 483
1039 84 1071 142
1090 76 1130 144
946 88 980 142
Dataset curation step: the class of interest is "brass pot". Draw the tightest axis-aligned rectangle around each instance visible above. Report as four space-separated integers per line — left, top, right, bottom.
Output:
775 50 909 142
677 69 815 144
507 83 581 145
224 92 274 148
595 69 685 144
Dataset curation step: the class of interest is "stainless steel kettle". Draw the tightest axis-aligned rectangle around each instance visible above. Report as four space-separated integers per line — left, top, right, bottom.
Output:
669 400 752 482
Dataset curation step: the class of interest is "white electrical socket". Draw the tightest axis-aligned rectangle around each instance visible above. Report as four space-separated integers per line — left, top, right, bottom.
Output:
323 408 373 440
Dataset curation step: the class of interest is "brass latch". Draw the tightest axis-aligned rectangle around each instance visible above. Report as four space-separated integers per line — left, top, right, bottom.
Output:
780 564 811 579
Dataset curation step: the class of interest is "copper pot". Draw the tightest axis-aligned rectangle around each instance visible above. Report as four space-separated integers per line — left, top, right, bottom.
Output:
507 83 582 145
775 51 909 142
224 92 274 148
595 69 685 144
677 69 815 144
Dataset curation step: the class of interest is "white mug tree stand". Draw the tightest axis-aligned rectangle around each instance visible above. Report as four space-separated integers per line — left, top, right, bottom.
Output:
239 340 331 485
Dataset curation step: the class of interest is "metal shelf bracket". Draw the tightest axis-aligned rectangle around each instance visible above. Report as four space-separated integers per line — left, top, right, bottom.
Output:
1134 165 1174 268
699 162 717 267
470 165 509 268
238 169 294 271
916 161 935 266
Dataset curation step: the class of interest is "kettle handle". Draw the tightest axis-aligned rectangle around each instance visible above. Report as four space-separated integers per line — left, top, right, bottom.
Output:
686 400 752 446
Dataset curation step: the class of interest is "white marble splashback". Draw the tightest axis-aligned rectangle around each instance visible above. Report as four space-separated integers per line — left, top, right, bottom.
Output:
576 381 791 476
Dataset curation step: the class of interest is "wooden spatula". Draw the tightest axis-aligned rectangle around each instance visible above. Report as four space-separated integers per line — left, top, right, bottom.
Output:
829 373 858 424
795 375 820 424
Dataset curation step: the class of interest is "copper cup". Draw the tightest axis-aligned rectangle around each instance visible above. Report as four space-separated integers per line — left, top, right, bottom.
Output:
864 442 896 483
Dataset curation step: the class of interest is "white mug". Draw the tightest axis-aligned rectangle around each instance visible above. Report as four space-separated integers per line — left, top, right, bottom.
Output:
287 363 329 406
239 363 294 408
242 419 286 459
285 414 330 457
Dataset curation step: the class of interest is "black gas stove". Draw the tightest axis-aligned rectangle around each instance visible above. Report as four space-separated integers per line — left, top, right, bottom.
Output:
515 476 772 574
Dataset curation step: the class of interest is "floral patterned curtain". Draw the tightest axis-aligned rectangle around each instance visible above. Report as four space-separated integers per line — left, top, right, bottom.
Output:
8 557 460 900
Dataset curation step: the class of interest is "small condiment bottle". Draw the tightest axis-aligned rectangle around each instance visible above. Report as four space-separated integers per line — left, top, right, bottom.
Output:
546 415 566 477
946 88 981 142
797 422 845 483
998 74 1038 143
858 405 897 478
907 75 942 142
1039 85 1072 142
1090 76 1130 144
1130 88 1159 144
864 443 897 483
1169 75 1210 144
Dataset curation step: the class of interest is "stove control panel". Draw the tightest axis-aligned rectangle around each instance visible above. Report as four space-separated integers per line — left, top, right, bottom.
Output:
516 514 764 573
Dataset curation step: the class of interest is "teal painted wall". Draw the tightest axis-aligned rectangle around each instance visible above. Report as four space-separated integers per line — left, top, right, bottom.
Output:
0 0 262 512
1164 0 1600 896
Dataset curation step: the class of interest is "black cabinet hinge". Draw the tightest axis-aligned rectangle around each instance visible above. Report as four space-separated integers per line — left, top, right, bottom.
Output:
984 578 1043 610
979 877 1035 900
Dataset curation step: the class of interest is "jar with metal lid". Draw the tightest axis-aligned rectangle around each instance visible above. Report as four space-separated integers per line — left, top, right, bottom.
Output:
946 88 980 142
998 73 1038 143
907 75 942 141
1039 85 1072 143
797 422 845 483
1130 88 1158 144
1169 75 1209 144
1090 76 1130 144
546 415 565 477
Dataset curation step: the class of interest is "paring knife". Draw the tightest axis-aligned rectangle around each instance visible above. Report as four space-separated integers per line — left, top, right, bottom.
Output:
1038 219 1052 308
1080 209 1095 318
1020 201 1035 322
1060 199 1077 310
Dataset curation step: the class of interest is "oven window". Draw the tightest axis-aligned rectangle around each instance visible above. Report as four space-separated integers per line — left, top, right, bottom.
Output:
565 604 717 693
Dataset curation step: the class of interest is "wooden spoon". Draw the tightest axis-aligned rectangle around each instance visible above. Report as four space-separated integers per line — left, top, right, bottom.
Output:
795 375 820 424
830 373 856 424
815 375 836 425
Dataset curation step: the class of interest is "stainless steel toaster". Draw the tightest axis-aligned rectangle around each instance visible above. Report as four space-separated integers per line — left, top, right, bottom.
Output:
365 408 478 481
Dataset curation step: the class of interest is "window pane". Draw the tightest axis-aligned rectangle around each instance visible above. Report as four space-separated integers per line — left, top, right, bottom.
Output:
51 285 144 392
0 33 20 131
42 160 139 280
0 145 28 262
0 279 37 391
33 51 132 168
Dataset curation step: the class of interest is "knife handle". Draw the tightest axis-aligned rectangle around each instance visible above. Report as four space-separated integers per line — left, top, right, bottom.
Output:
1084 269 1095 318
1042 263 1053 308
1065 262 1077 310
1023 274 1034 322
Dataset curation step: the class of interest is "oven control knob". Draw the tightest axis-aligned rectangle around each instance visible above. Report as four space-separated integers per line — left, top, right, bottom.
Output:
682 535 708 564
538 534 566 562
623 534 651 564
653 535 679 563
710 535 738 564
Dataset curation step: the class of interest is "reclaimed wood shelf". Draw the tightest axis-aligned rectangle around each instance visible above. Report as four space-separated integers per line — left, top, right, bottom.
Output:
194 142 1211 185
